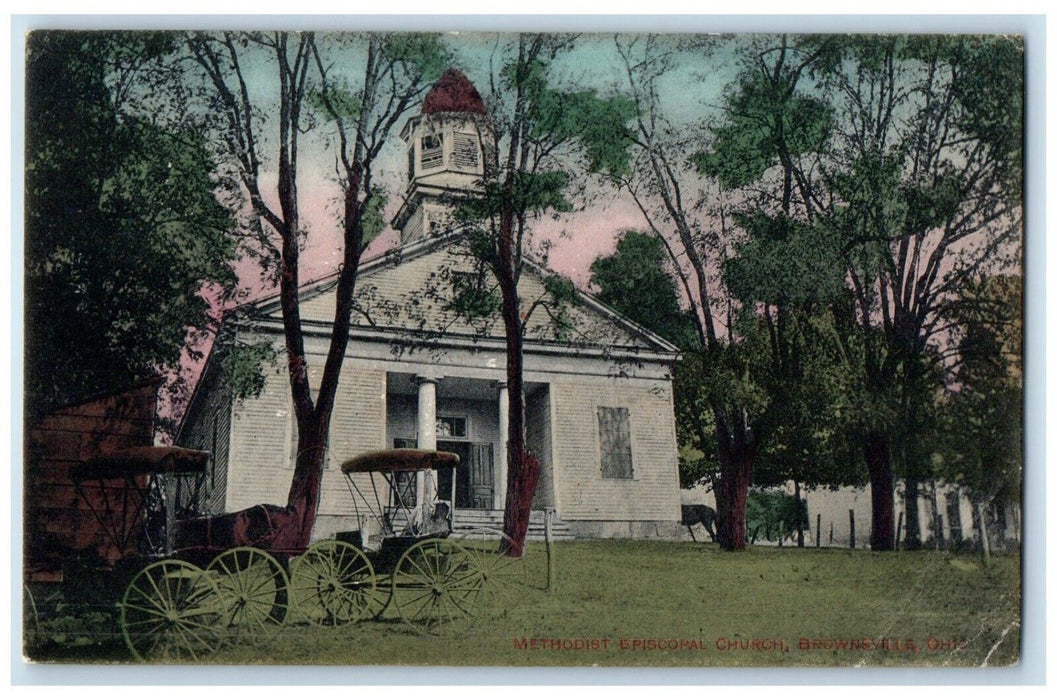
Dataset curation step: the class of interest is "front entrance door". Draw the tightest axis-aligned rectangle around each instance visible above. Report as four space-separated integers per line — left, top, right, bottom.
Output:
437 441 494 509
469 444 495 509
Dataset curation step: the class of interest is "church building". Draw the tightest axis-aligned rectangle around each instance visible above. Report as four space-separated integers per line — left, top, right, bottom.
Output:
178 69 684 540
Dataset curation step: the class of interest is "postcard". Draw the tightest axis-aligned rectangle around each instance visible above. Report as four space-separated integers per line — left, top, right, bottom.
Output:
20 26 1026 672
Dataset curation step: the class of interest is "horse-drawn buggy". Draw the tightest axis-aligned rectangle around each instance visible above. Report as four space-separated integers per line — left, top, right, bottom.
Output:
41 446 526 661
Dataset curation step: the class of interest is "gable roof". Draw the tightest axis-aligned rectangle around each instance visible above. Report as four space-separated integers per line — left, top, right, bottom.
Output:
245 231 680 357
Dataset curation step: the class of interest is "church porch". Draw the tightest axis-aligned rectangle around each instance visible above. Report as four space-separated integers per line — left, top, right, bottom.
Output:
384 372 556 518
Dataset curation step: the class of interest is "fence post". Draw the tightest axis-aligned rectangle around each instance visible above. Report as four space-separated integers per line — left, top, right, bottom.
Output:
849 509 856 549
816 514 821 548
545 507 555 592
895 512 903 551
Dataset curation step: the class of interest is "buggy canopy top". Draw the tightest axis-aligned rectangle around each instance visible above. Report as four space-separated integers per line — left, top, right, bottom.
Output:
71 446 211 481
341 448 460 475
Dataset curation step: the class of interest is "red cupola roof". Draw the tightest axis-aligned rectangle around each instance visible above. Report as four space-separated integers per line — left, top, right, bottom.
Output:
422 68 487 116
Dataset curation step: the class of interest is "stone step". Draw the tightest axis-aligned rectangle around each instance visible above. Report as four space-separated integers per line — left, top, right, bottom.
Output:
452 510 575 541
385 509 575 541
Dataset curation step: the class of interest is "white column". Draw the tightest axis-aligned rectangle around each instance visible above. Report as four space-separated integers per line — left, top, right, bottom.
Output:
496 381 509 511
415 376 438 523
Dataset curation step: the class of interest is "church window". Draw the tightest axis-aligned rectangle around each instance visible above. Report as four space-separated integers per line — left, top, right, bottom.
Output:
421 133 444 169
436 415 468 439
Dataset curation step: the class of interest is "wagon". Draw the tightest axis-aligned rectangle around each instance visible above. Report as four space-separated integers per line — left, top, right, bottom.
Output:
290 448 528 635
65 445 238 661
56 446 527 661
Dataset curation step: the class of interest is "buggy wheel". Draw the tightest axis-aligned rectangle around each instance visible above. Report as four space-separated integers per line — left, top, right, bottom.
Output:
120 560 222 662
453 530 528 618
391 539 481 636
207 548 289 646
290 541 379 626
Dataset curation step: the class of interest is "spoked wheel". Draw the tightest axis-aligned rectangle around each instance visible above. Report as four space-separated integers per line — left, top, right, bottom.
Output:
120 559 222 662
453 530 528 619
290 540 380 626
207 547 290 646
391 539 482 636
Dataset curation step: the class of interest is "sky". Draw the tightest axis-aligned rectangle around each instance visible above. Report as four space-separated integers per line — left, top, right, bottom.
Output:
162 31 743 425
231 32 742 297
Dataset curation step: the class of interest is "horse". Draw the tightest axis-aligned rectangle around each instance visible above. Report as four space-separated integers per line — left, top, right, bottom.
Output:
681 504 717 543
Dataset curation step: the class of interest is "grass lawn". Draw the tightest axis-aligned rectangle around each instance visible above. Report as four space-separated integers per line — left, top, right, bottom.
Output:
25 540 1020 667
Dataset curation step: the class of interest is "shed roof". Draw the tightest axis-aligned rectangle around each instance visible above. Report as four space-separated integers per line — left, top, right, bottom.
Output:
72 446 210 480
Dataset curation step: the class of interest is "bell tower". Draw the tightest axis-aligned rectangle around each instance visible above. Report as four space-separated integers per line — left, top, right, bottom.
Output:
393 69 493 245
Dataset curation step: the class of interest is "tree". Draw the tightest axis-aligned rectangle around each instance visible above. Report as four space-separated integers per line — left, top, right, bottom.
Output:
606 35 845 550
935 274 1022 518
451 34 636 554
25 31 238 420
588 230 699 351
184 31 447 550
814 36 1023 549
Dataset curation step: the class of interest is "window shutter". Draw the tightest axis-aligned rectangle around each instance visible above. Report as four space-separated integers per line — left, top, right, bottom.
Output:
451 132 479 169
598 407 633 479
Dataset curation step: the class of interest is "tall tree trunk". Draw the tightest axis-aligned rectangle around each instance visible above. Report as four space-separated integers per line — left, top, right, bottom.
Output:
283 415 329 550
903 479 922 550
496 201 538 557
499 298 538 556
715 450 752 551
865 431 895 551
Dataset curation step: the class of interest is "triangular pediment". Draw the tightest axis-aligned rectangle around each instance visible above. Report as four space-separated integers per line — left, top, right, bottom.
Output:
251 235 677 354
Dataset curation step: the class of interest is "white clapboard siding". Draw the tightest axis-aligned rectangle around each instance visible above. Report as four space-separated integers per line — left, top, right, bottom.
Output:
550 380 680 522
526 387 555 509
225 358 386 515
321 367 387 514
226 363 294 511
179 363 233 515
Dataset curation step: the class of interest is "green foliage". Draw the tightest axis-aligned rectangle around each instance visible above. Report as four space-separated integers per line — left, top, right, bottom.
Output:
310 34 449 124
308 85 361 121
382 32 450 83
25 31 237 416
723 214 847 309
694 69 833 190
746 489 808 541
936 385 1021 505
537 273 581 341
933 275 1022 505
589 230 699 350
751 314 867 489
672 354 718 489
531 88 636 178
902 35 1024 194
456 172 574 226
220 342 279 401
445 265 501 322
360 188 389 248
950 37 1024 192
